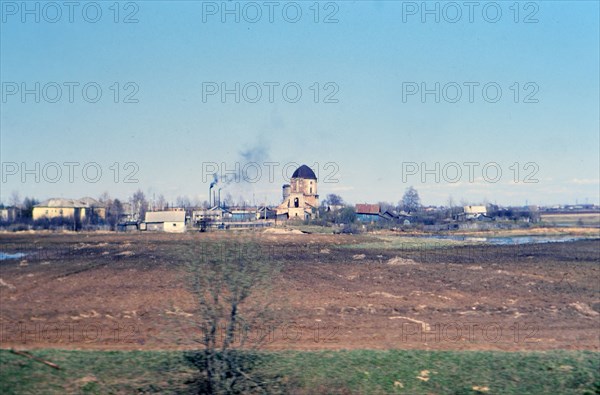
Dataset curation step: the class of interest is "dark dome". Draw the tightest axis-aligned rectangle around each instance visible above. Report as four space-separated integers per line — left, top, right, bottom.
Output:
291 164 317 180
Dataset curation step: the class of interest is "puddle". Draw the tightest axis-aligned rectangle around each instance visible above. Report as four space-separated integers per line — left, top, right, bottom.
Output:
0 252 27 260
411 235 597 245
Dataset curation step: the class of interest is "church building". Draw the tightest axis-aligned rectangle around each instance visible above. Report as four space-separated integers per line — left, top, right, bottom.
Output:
276 164 319 220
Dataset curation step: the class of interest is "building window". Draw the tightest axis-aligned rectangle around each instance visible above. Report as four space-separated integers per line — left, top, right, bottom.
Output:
294 198 299 208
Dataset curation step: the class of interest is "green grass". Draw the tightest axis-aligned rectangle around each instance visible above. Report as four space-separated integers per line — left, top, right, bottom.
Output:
1 349 598 394
0 350 195 394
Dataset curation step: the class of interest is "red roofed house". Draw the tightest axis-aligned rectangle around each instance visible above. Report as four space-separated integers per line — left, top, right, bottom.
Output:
355 204 381 222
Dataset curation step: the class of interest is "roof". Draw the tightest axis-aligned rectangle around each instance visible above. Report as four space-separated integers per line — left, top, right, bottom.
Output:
355 204 380 215
291 165 317 180
35 197 104 209
464 205 487 214
79 197 105 207
229 208 256 213
145 211 186 223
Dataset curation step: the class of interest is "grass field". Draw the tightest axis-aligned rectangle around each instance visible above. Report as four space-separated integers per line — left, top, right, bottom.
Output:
1 349 598 394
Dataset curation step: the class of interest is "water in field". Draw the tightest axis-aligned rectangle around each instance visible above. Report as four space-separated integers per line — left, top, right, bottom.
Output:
0 252 26 261
418 235 596 245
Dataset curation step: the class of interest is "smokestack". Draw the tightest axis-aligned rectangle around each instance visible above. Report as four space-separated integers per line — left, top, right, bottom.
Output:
209 173 218 208
218 188 222 208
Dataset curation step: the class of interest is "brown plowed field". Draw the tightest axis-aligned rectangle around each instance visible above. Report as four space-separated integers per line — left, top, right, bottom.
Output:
1 232 598 351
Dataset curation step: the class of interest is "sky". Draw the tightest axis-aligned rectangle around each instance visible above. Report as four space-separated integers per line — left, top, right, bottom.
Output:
1 0 599 207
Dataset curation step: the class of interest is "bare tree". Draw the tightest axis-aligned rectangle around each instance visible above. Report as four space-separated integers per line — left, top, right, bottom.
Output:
9 191 21 208
176 195 192 209
131 190 148 222
222 193 234 208
180 237 281 394
156 194 167 211
98 192 111 205
191 196 204 209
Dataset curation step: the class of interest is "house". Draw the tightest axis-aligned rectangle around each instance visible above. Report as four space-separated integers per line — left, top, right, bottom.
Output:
0 207 19 222
355 204 411 224
117 222 138 232
463 205 487 220
144 210 186 233
192 207 231 224
118 202 137 223
379 210 399 221
256 206 276 220
32 197 106 222
355 204 381 222
276 165 319 220
229 207 256 221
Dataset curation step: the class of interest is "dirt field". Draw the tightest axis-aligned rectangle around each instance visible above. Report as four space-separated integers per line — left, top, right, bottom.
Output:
1 231 598 352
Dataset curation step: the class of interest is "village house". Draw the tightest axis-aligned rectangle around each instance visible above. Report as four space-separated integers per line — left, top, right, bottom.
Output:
355 204 411 224
256 206 276 220
192 207 230 224
462 205 488 220
0 206 20 222
355 203 381 222
32 197 106 222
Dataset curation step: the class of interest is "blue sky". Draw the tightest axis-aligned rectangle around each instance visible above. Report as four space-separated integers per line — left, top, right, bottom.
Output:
1 1 598 207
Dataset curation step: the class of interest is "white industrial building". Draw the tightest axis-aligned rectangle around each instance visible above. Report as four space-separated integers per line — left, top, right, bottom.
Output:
143 211 186 233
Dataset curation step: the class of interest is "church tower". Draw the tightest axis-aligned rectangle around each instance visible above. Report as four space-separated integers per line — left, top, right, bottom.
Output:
276 164 319 220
